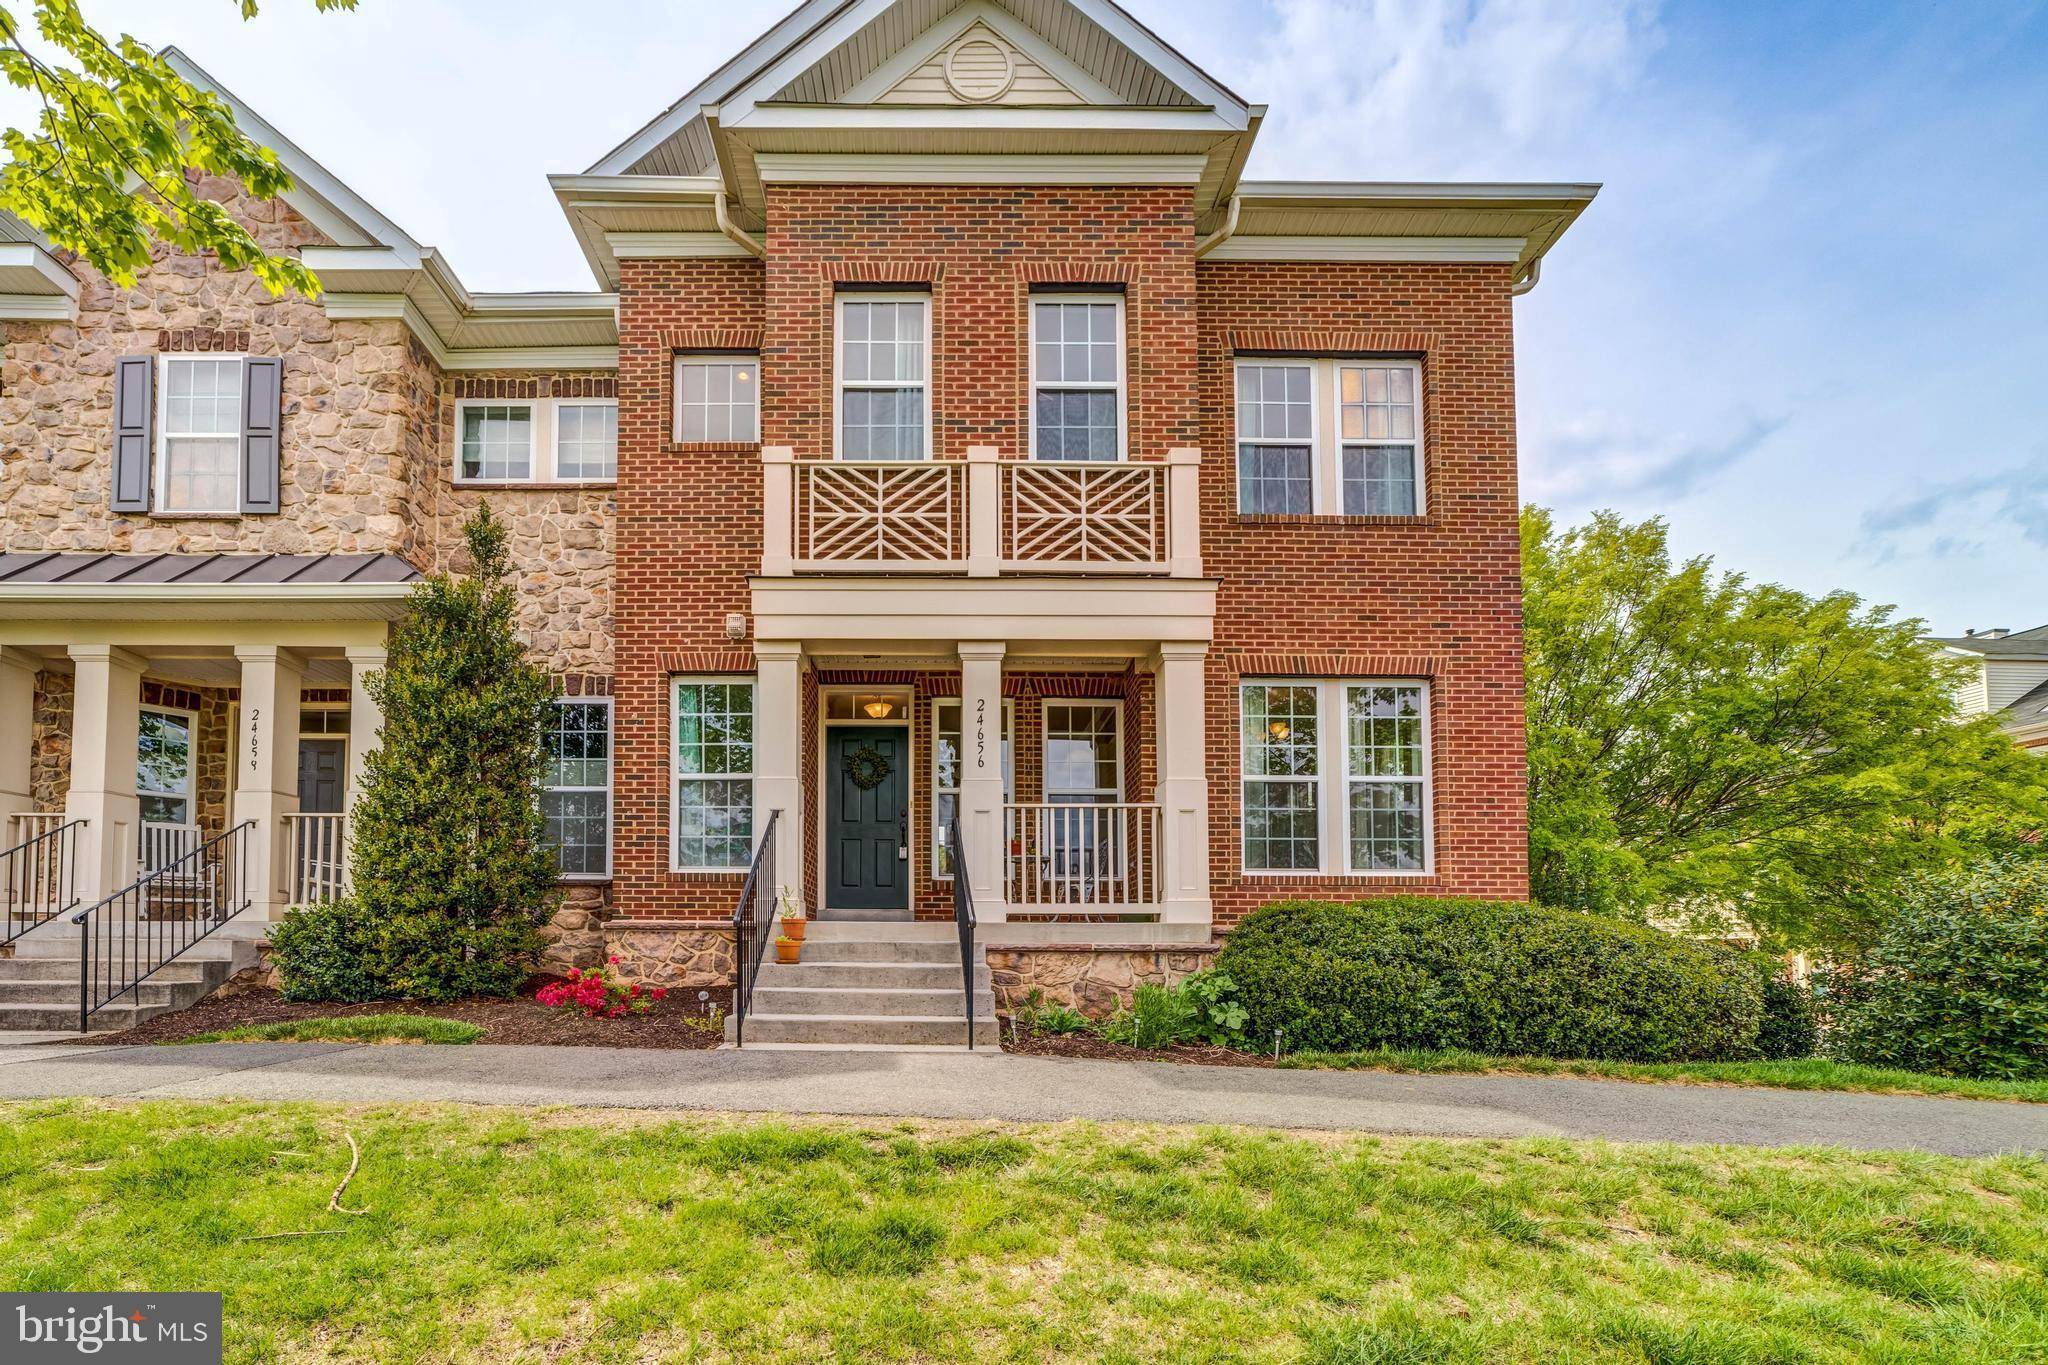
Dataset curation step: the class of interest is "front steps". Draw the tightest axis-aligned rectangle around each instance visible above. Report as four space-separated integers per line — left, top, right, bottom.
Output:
0 914 258 1033
728 921 998 1049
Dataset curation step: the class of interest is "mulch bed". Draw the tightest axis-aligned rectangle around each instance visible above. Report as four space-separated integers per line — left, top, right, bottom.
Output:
72 981 734 1050
1000 1019 1274 1067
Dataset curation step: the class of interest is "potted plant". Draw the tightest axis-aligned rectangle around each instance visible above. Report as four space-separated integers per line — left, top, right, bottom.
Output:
777 887 806 942
774 934 801 965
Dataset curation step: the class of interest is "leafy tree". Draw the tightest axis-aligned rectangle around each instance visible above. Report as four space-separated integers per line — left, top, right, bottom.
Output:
348 504 556 999
0 0 355 296
1524 506 2048 953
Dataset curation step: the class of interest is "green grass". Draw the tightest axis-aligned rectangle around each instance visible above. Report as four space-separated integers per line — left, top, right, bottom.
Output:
4 1100 2047 1362
173 1015 483 1046
1272 1048 2048 1104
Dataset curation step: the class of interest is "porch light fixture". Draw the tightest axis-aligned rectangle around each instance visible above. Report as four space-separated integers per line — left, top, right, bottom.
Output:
863 698 896 719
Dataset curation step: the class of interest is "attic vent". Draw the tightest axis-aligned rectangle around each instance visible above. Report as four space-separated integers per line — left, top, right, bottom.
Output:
945 35 1016 102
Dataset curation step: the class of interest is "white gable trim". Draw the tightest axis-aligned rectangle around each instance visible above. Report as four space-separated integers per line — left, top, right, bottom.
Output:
754 153 1207 184
1203 236 1528 264
835 1 1125 106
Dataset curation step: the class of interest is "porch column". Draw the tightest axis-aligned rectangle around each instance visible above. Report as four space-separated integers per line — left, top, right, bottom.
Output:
343 645 387 814
956 641 1007 921
753 640 805 907
231 645 304 921
63 644 146 906
0 647 37 832
1154 642 1212 925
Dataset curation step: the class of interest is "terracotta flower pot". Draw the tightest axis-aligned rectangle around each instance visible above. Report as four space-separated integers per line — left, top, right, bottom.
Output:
781 916 807 942
775 938 801 964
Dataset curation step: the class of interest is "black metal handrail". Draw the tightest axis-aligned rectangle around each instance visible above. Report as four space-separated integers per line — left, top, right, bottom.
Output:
947 818 977 1050
1 818 85 953
71 819 252 1031
729 811 780 1049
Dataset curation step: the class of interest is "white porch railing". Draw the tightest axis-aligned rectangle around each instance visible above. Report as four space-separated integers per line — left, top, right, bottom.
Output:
1004 802 1161 914
762 446 1201 577
140 821 203 876
9 810 71 848
283 812 348 906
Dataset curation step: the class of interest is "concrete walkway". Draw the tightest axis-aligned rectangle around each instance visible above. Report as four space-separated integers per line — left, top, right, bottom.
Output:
0 1042 2041 1156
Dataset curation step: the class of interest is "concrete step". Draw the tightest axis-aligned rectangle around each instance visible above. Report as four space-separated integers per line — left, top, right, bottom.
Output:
0 957 220 984
816 908 917 922
757 960 990 990
5 931 244 963
795 938 967 965
0 978 209 1009
798 921 961 942
752 985 997 1018
0 1000 176 1033
731 1012 1001 1047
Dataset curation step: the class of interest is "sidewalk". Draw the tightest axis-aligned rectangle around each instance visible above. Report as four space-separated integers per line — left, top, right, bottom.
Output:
2 1042 2042 1155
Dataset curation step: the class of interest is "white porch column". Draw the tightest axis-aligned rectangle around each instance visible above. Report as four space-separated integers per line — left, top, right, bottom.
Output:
343 645 387 814
1166 447 1203 578
232 645 305 921
753 640 805 907
966 446 1001 577
0 647 38 832
1153 642 1212 925
63 644 147 906
956 641 1007 921
761 446 795 576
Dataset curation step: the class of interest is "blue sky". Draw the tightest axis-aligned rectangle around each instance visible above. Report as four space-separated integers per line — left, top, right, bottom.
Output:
7 0 2045 633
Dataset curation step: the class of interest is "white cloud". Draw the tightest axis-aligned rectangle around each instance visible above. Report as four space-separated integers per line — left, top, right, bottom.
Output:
1523 411 1783 504
1856 449 2048 566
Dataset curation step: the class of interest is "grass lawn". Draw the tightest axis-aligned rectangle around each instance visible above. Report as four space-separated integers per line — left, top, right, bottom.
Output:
1274 1049 2048 1106
4 1101 2045 1362
175 1014 484 1046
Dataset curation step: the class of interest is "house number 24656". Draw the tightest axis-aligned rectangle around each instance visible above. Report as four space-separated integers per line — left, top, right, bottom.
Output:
974 697 987 771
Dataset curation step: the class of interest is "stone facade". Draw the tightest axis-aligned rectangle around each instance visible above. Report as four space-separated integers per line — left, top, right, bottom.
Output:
602 923 737 987
984 944 1220 1016
537 883 613 974
29 669 72 811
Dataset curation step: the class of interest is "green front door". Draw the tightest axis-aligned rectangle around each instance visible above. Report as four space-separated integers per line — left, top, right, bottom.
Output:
825 726 909 911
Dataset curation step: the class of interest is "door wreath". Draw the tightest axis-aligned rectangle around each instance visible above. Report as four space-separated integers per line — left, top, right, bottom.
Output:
844 742 892 791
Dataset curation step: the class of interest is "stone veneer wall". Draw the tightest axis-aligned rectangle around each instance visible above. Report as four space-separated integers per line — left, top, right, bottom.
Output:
29 669 73 810
983 944 1219 1017
601 923 737 988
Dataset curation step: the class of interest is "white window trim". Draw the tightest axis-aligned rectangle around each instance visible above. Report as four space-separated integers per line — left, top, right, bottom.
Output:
1040 698 1123 801
1027 292 1127 461
1232 358 1426 516
670 676 756 874
452 396 618 486
154 353 244 516
547 696 613 881
552 398 619 482
138 703 199 827
833 291 932 461
672 353 761 445
1238 679 1434 877
931 696 1015 880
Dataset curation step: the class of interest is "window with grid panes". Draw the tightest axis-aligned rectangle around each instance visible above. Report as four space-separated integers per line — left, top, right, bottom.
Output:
672 680 755 871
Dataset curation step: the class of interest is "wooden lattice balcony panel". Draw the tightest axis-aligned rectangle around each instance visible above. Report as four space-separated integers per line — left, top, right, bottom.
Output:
796 461 965 569
1003 462 1165 569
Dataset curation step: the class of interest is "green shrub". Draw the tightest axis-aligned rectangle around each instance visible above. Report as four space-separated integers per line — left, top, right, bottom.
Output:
1752 966 1820 1061
1100 982 1196 1049
1216 898 1762 1062
269 898 382 1003
1178 968 1250 1047
1830 861 2048 1079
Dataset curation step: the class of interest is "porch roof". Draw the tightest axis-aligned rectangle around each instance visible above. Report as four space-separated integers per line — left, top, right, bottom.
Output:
0 552 420 587
0 553 420 622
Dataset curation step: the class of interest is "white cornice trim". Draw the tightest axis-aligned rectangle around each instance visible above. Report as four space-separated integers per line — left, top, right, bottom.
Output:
319 292 450 367
606 231 753 259
1202 235 1528 263
731 103 1233 132
754 152 1208 184
0 242 81 298
0 293 77 320
1239 180 1602 203
441 346 620 372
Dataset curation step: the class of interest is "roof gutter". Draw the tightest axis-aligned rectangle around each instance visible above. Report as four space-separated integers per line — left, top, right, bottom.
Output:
715 190 767 258
1194 193 1240 258
1510 258 1541 296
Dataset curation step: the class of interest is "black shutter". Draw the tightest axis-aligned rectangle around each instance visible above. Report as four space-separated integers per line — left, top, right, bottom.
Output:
110 355 152 512
241 355 282 514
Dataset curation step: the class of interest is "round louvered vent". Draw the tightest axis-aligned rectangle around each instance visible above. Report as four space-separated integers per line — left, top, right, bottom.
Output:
944 36 1016 103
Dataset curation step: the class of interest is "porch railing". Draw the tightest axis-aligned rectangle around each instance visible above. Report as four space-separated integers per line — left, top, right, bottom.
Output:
728 810 780 1049
2 814 84 950
283 812 349 906
1003 802 1161 914
73 819 252 1030
140 821 203 877
762 446 1200 577
946 818 977 1050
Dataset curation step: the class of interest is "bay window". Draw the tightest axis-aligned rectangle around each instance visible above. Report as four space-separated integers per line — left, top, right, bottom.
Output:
836 294 928 459
544 698 611 878
672 679 755 872
1240 680 1431 874
1234 358 1424 516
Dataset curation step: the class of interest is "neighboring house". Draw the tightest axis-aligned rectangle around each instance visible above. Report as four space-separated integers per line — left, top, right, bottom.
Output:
1932 626 2048 753
0 0 1593 1031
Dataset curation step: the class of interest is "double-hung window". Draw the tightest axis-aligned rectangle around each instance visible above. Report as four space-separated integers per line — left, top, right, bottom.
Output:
1042 702 1122 887
1234 358 1424 515
1030 294 1123 461
158 356 244 514
932 699 1014 877
136 707 195 826
672 679 755 872
674 355 759 444
1240 680 1431 874
837 294 928 459
456 398 617 484
543 699 611 878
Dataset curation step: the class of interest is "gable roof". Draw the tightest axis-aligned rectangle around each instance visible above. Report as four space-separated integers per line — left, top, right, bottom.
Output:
1932 624 2048 658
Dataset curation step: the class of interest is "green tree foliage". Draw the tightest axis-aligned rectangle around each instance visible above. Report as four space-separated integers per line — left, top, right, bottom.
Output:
0 0 355 296
345 504 556 999
1523 507 2048 953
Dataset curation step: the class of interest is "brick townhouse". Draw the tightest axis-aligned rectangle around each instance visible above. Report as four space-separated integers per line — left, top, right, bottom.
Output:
0 0 1592 1039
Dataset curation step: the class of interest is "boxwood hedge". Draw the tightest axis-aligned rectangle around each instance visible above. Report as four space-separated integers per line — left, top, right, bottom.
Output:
1215 898 1763 1062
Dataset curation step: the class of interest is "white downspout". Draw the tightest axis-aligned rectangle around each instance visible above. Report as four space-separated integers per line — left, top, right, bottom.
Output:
1194 194 1241 258
716 191 766 259
1510 258 1541 296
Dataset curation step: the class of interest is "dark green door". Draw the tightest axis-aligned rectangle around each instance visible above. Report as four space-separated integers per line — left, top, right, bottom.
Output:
826 726 909 911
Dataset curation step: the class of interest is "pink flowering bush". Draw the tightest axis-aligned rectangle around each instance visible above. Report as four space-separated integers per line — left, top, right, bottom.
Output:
534 956 668 1019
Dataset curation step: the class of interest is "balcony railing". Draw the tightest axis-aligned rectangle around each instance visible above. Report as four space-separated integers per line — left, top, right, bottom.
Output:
763 446 1200 578
283 812 349 907
1003 802 1161 915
